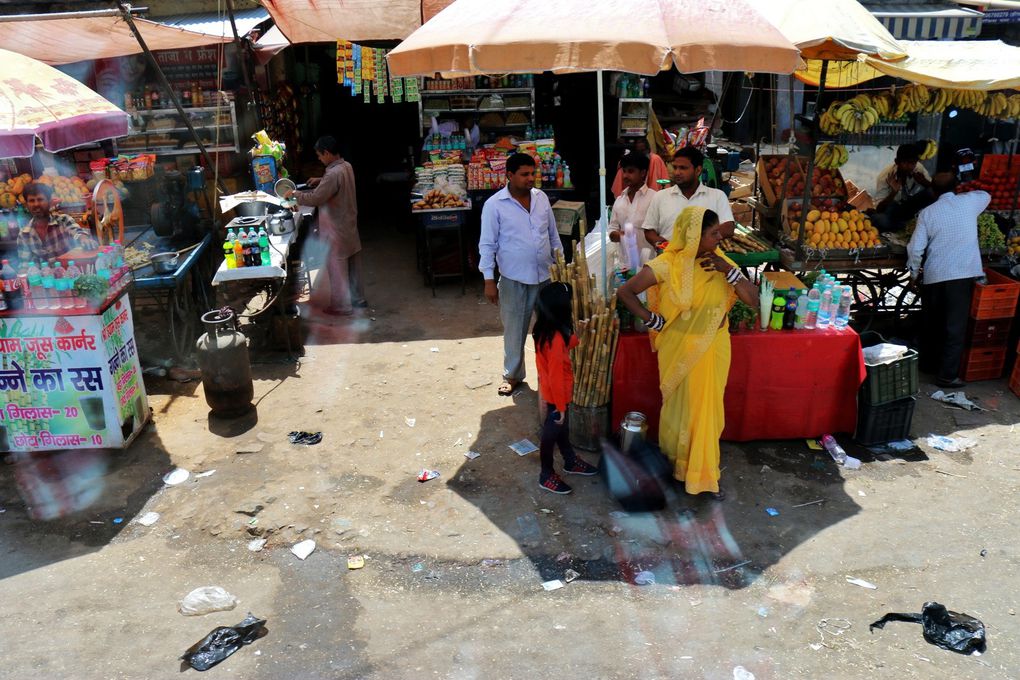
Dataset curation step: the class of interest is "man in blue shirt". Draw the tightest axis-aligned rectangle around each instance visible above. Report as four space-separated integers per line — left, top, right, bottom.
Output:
479 153 562 396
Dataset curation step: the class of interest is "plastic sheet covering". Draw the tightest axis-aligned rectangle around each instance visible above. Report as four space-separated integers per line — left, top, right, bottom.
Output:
862 40 1020 92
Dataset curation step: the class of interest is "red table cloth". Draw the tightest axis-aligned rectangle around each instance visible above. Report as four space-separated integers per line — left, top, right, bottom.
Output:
611 328 866 442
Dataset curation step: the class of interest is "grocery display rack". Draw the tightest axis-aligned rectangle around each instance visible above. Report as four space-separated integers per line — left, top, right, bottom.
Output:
115 101 239 156
418 88 535 136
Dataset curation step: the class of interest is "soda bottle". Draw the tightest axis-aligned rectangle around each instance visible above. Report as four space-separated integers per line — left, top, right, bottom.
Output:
794 289 808 329
224 229 236 269
782 289 797 330
258 228 271 266
769 295 786 331
51 261 67 310
233 234 245 268
247 229 260 266
1 259 20 311
834 287 853 329
817 286 833 329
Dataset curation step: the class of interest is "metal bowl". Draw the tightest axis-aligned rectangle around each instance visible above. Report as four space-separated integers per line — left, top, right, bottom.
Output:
150 251 179 274
233 201 271 218
274 177 297 199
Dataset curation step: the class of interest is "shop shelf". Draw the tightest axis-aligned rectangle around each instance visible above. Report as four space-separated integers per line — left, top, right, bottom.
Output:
970 269 1020 320
966 317 1013 348
961 346 1007 382
855 396 915 446
1009 358 1020 399
861 349 919 406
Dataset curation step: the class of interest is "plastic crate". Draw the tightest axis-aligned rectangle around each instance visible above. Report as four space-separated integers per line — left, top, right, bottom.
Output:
855 397 916 446
1010 358 1020 399
970 269 1020 321
961 346 1007 382
966 317 1013 348
860 349 919 405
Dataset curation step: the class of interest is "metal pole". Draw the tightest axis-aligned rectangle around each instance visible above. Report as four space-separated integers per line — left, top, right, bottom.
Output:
224 0 263 128
117 2 229 196
794 59 829 262
597 70 609 297
0 7 147 21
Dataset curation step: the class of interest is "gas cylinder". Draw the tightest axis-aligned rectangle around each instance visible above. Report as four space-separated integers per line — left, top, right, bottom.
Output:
196 308 253 417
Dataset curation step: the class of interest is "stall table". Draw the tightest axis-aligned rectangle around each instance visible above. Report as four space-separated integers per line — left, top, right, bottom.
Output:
414 204 472 295
0 287 149 452
611 327 866 442
127 228 214 359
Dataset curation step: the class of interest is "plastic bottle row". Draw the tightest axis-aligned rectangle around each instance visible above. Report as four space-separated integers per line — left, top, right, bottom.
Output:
223 227 271 269
0 248 130 313
768 272 852 331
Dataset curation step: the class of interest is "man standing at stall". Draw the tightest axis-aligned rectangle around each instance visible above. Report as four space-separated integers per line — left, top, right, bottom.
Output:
641 147 734 246
873 143 932 231
288 136 365 316
479 152 561 397
17 182 98 265
611 137 670 198
907 173 989 389
609 152 656 269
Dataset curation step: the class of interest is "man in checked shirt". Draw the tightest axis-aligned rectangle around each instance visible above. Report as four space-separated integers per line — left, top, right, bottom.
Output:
907 172 991 389
17 182 98 266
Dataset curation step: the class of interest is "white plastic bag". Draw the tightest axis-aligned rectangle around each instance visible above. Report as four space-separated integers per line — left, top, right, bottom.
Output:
178 586 238 616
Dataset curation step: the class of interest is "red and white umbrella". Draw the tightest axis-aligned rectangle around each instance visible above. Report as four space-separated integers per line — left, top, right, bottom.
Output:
0 47 129 158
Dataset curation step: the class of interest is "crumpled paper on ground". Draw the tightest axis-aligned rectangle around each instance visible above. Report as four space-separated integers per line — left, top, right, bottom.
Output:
925 434 977 453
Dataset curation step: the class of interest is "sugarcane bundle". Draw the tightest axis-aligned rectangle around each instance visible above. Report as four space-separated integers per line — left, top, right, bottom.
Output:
549 242 621 408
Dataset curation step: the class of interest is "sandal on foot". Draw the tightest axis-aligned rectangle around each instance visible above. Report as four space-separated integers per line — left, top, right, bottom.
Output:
497 379 519 396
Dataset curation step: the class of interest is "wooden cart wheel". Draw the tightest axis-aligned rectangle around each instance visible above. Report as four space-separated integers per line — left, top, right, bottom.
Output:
92 179 124 246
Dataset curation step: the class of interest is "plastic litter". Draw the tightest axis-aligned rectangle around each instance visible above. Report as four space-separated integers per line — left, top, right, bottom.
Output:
862 343 909 365
564 569 580 583
733 666 756 680
765 508 780 517
247 538 267 552
464 451 481 460
925 434 977 453
633 571 656 585
163 468 190 485
430 347 439 352
542 579 564 591
287 431 322 445
290 539 316 560
178 586 238 616
112 517 124 524
509 439 538 456
405 417 416 428
930 391 983 411
412 562 425 573
869 602 986 655
195 470 216 478
136 512 160 526
846 575 878 590
180 612 267 671
417 469 440 482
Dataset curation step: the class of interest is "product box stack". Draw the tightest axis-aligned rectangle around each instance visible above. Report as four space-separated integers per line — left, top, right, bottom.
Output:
962 269 1020 384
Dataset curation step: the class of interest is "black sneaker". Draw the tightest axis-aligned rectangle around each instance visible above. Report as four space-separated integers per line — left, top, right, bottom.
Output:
538 474 573 495
563 458 598 476
936 377 966 389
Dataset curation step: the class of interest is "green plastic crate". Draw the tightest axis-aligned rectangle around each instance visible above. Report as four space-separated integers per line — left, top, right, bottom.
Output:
861 349 919 406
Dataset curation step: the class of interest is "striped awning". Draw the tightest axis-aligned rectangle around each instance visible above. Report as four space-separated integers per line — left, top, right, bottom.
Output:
866 3 983 40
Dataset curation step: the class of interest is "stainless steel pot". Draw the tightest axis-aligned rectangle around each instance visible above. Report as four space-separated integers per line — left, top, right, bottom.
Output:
150 251 179 274
268 210 294 235
233 201 271 218
619 411 648 454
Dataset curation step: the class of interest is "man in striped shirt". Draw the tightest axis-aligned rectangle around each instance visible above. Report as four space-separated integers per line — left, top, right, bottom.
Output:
907 172 990 388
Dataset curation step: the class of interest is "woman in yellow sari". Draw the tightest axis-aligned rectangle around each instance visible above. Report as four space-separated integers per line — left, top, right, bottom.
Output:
618 206 759 499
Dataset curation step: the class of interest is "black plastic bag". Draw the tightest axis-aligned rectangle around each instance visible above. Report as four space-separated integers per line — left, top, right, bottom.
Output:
288 431 322 445
181 612 267 671
869 602 986 655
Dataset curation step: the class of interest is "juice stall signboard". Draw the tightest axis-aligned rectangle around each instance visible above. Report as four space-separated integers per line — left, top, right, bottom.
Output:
0 293 149 452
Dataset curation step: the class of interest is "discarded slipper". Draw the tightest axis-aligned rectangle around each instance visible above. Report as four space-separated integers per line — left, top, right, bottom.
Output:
288 431 322 445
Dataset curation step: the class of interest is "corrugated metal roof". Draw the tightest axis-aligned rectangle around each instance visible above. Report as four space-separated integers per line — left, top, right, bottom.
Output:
156 7 270 39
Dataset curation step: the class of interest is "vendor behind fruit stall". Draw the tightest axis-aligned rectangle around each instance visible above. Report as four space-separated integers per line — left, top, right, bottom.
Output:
872 143 933 231
17 182 98 266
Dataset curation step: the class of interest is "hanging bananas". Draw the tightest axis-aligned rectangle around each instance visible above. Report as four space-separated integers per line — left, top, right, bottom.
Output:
896 84 931 115
819 101 844 136
1006 94 1020 120
871 92 895 119
918 139 937 161
815 143 849 170
834 97 880 134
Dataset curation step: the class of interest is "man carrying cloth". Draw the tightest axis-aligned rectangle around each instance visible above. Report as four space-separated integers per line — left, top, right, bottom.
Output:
17 182 98 265
479 153 562 397
642 147 734 247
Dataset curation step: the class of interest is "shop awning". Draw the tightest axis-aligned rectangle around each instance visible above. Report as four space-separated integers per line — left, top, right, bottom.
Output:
746 0 907 61
254 26 290 65
861 39 1020 90
156 7 271 39
0 13 232 66
261 0 454 43
864 2 984 40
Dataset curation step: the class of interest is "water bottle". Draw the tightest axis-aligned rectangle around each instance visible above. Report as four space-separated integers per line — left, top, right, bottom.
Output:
52 262 69 310
782 289 797 330
769 295 786 331
817 286 833 328
41 261 55 309
258 228 271 266
224 229 236 269
66 260 86 308
821 435 847 465
834 287 853 329
794 289 808 329
113 239 125 268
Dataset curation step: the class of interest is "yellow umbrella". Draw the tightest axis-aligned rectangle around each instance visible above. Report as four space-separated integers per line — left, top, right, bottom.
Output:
0 47 128 158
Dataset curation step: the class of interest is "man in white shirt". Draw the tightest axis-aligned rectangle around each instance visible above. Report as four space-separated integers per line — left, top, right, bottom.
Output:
907 172 990 388
873 143 933 231
608 152 656 270
642 146 734 248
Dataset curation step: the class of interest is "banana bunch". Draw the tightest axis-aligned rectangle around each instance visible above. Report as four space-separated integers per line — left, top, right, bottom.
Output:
894 84 931 117
835 96 880 134
871 92 896 119
815 143 849 170
975 92 1009 118
923 88 954 113
918 139 937 161
947 88 985 110
1005 94 1020 119
819 102 844 136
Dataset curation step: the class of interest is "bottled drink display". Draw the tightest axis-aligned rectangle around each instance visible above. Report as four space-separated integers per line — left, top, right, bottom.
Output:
782 289 797 330
794 289 808 330
834 287 853 329
805 287 820 330
769 295 786 331
224 229 236 269
817 286 833 329
258 228 271 266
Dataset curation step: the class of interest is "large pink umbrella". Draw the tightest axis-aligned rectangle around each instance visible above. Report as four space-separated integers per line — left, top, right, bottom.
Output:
0 47 129 158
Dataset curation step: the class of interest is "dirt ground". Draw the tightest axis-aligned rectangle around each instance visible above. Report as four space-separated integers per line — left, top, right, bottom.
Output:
1 223 1018 679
